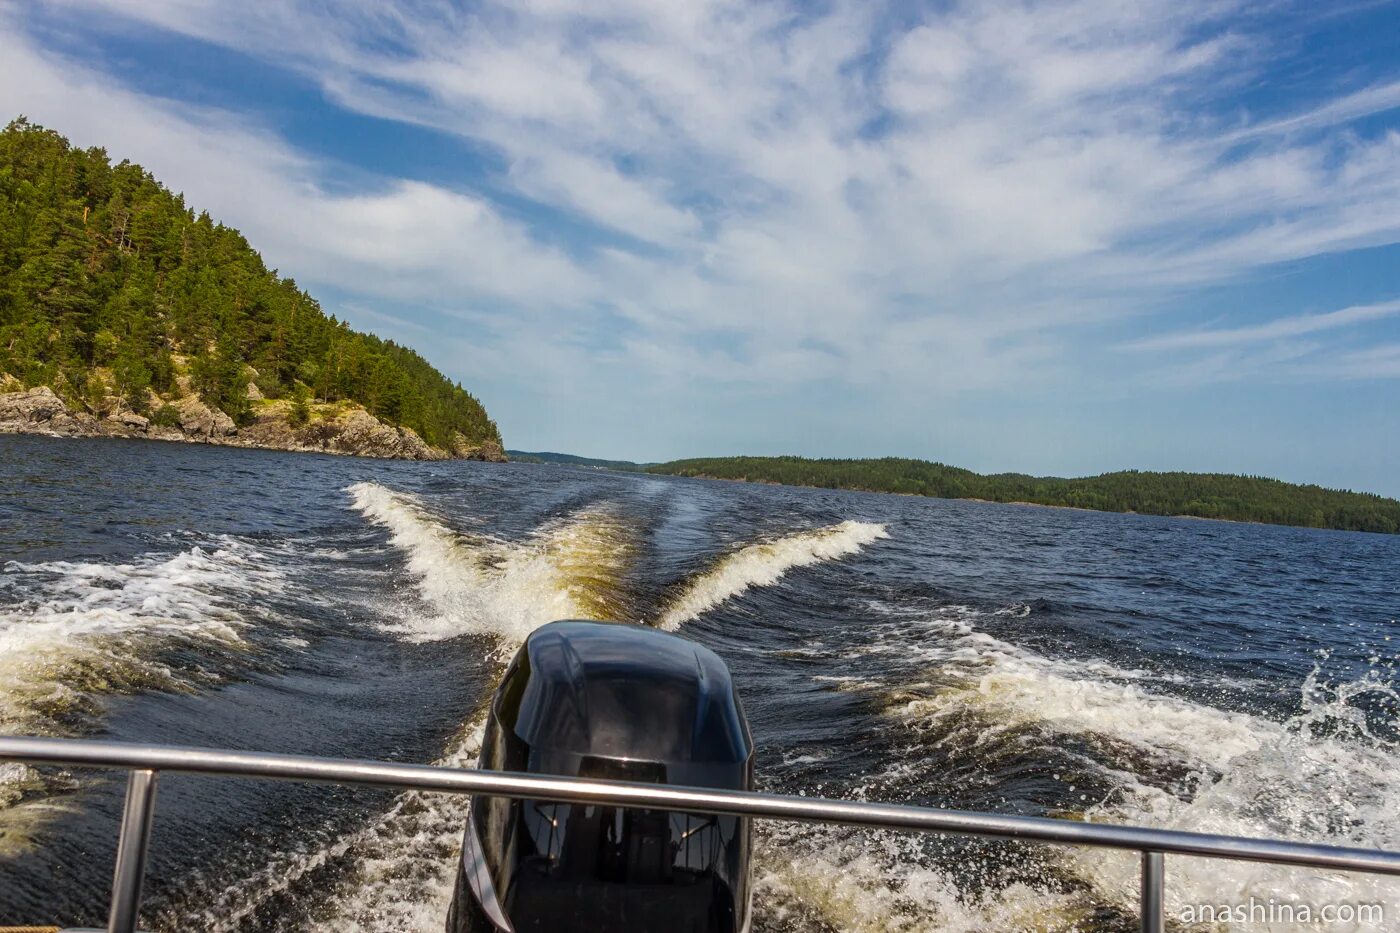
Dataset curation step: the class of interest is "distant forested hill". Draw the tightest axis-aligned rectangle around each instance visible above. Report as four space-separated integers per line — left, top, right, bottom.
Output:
507 450 650 470
0 117 500 452
649 456 1400 534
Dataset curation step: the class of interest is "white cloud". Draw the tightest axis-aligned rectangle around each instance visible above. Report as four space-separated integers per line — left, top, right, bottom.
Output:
7 0 1400 462
0 12 601 317
506 150 701 244
1226 79 1400 142
1311 343 1400 380
1125 299 1400 350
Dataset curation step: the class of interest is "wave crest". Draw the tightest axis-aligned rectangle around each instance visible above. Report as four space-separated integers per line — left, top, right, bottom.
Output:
656 520 887 630
878 604 1400 924
0 542 281 810
347 482 634 644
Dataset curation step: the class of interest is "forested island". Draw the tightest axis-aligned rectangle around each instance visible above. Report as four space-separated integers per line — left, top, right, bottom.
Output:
0 118 503 460
648 456 1400 534
506 449 651 470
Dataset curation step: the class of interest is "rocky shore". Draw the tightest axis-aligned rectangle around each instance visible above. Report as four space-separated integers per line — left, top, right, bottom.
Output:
0 386 507 462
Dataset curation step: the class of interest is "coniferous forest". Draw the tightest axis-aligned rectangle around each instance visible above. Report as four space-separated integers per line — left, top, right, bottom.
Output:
649 456 1400 534
0 118 500 451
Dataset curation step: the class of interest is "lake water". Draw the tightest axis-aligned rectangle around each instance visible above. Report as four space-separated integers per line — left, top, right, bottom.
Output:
1 434 1397 931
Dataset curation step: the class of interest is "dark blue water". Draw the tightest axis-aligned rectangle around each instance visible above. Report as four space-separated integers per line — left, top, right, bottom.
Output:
1 435 1397 931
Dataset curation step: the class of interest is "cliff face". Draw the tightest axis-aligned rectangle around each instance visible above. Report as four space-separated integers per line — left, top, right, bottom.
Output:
0 385 507 461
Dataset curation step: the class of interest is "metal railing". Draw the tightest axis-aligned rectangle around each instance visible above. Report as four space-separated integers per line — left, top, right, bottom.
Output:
3 735 1399 933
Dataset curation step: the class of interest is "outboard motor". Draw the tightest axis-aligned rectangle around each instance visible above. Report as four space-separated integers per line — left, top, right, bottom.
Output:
448 620 754 933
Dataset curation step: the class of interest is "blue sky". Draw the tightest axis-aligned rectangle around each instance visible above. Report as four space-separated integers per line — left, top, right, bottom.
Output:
4 1 1400 495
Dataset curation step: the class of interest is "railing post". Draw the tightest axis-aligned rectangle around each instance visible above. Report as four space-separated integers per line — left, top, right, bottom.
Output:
1140 850 1165 933
108 769 159 933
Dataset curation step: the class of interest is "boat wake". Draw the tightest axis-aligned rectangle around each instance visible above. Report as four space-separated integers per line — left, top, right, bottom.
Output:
655 520 888 630
197 479 640 930
348 482 887 642
187 715 488 933
0 541 285 811
202 486 892 930
1069 666 1400 922
786 601 1400 930
7 438 1394 933
347 482 635 644
754 824 1088 933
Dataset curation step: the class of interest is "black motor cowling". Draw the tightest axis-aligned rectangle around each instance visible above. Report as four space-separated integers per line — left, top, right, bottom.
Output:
447 620 754 933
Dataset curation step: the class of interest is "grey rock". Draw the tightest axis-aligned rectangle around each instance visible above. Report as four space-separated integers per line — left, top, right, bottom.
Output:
114 410 150 432
176 396 237 437
329 409 445 460
396 426 441 461
1 383 477 462
333 409 402 457
0 386 67 424
452 432 508 462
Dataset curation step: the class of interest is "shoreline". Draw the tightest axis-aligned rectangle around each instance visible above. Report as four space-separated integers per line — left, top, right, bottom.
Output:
0 386 507 463
0 420 497 462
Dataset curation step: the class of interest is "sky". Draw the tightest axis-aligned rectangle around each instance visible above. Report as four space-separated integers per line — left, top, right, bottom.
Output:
3 0 1400 495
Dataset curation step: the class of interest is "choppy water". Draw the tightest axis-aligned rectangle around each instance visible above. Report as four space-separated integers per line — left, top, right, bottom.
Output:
1 434 1398 931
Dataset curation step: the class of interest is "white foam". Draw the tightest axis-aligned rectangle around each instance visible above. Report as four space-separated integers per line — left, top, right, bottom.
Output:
1068 670 1400 927
893 651 1271 771
755 822 1089 932
0 542 281 806
348 482 633 644
0 544 276 731
196 717 487 933
656 520 887 630
883 605 1400 928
